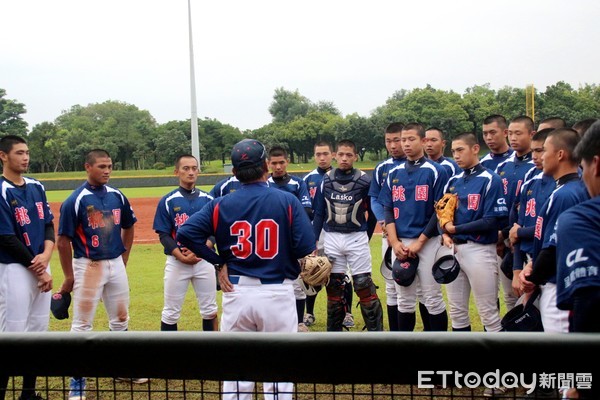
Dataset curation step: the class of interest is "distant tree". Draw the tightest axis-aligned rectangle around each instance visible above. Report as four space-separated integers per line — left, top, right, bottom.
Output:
0 88 28 137
268 87 311 124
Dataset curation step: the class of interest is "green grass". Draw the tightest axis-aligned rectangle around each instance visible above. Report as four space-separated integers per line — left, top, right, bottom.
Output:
45 186 215 202
48 234 495 333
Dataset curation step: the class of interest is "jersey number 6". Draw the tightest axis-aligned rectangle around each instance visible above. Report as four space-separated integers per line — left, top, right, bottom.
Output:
230 219 279 259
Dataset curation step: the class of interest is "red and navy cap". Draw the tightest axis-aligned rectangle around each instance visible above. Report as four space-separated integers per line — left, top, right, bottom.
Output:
392 255 419 287
50 292 71 320
231 139 267 170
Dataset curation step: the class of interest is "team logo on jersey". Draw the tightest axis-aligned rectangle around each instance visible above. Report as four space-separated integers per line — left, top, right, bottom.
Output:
415 185 429 201
392 185 406 202
174 213 189 228
525 198 536 217
467 194 480 211
10 199 18 206
309 186 317 199
534 216 543 240
14 207 31 226
35 202 44 219
502 178 509 195
88 210 106 229
174 206 181 212
566 248 588 267
112 209 121 225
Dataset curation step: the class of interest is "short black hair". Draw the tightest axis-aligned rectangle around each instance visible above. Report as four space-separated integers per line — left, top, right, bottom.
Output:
85 149 111 165
573 118 598 137
402 122 426 138
532 128 554 143
510 115 535 132
235 163 267 183
426 127 446 140
547 128 581 164
0 135 27 155
268 145 288 159
385 122 404 134
453 132 479 147
314 141 333 152
574 120 600 163
483 114 507 129
539 117 566 130
336 139 357 154
175 154 198 168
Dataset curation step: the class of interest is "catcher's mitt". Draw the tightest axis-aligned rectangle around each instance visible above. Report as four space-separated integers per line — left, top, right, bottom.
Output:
435 193 458 229
299 255 333 287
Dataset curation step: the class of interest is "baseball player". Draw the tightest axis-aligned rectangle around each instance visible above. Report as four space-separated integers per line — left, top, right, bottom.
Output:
209 174 241 198
480 114 514 171
368 122 408 331
494 116 536 309
378 123 450 331
425 127 460 177
266 145 313 332
56 149 144 400
0 135 54 400
440 133 508 333
508 129 555 296
537 116 566 131
555 121 600 400
302 141 356 329
153 154 218 332
312 139 381 331
176 138 315 400
520 128 589 333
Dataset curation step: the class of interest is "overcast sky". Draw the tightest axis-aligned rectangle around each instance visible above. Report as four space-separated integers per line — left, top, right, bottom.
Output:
2 0 599 132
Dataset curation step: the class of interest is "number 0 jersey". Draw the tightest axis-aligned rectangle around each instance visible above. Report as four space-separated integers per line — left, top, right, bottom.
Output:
58 182 137 260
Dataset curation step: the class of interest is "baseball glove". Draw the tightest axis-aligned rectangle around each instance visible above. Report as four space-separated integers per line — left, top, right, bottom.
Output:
299 255 333 287
435 193 458 229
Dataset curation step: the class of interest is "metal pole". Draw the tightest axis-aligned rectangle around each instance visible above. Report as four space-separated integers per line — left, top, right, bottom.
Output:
188 0 200 168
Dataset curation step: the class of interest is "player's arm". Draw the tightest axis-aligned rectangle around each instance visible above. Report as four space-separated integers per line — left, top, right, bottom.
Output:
0 235 35 267
176 204 224 265
121 226 134 266
56 234 75 294
29 222 56 276
311 183 326 242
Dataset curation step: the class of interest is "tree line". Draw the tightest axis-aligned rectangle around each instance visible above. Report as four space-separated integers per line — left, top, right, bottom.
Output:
0 82 598 173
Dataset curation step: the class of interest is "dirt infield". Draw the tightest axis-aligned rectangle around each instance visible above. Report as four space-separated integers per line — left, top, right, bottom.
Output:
49 197 382 244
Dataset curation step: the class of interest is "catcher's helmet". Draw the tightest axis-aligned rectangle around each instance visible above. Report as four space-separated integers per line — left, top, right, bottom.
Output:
380 246 393 282
431 245 460 284
500 249 514 280
50 292 71 320
501 288 543 332
392 254 419 287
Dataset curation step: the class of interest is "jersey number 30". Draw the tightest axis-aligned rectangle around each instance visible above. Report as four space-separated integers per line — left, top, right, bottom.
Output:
230 219 279 259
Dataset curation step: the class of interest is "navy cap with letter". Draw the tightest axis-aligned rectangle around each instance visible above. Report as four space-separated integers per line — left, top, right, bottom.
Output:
392 255 419 287
231 139 267 170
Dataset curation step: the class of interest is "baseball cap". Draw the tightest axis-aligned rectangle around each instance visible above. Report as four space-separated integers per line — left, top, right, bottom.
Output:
501 288 543 332
50 292 71 320
380 246 393 282
392 255 419 287
432 245 460 284
231 139 267 170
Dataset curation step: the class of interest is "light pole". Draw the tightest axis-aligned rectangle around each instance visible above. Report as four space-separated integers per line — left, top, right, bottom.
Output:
187 0 200 168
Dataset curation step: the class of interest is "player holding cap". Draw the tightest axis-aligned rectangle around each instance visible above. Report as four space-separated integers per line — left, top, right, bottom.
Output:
177 139 315 400
153 154 218 332
0 135 55 400
378 123 450 331
440 133 508 333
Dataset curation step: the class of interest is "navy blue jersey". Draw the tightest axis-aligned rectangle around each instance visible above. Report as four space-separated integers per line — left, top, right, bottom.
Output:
495 152 535 213
268 174 312 209
445 164 508 244
209 175 242 198
153 187 214 255
303 166 330 209
480 148 514 171
378 157 448 238
532 176 589 268
368 156 406 221
555 196 600 310
58 182 137 260
516 170 555 255
176 182 316 281
430 155 459 177
0 177 54 264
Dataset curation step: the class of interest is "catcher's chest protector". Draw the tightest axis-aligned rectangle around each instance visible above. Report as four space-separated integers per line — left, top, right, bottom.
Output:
323 169 368 230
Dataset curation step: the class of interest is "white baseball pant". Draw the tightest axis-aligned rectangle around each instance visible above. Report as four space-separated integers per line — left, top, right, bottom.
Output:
323 231 372 275
497 255 518 310
70 256 130 332
161 256 218 325
0 262 51 332
539 282 569 333
447 242 502 332
382 239 397 307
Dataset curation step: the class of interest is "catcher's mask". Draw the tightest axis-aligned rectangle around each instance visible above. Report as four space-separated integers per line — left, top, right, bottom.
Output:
51 292 72 320
380 246 393 282
392 254 419 287
431 244 460 284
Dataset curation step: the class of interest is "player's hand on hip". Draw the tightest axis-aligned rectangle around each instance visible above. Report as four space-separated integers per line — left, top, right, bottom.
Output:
36 271 53 293
218 264 234 293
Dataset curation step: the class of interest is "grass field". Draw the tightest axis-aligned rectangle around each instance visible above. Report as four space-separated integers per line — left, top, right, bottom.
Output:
47 233 497 333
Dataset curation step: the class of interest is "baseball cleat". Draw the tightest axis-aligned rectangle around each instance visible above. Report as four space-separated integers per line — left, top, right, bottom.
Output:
303 313 316 326
297 323 309 332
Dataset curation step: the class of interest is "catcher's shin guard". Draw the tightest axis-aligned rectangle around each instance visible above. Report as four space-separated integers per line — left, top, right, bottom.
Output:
326 273 347 331
353 273 384 331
